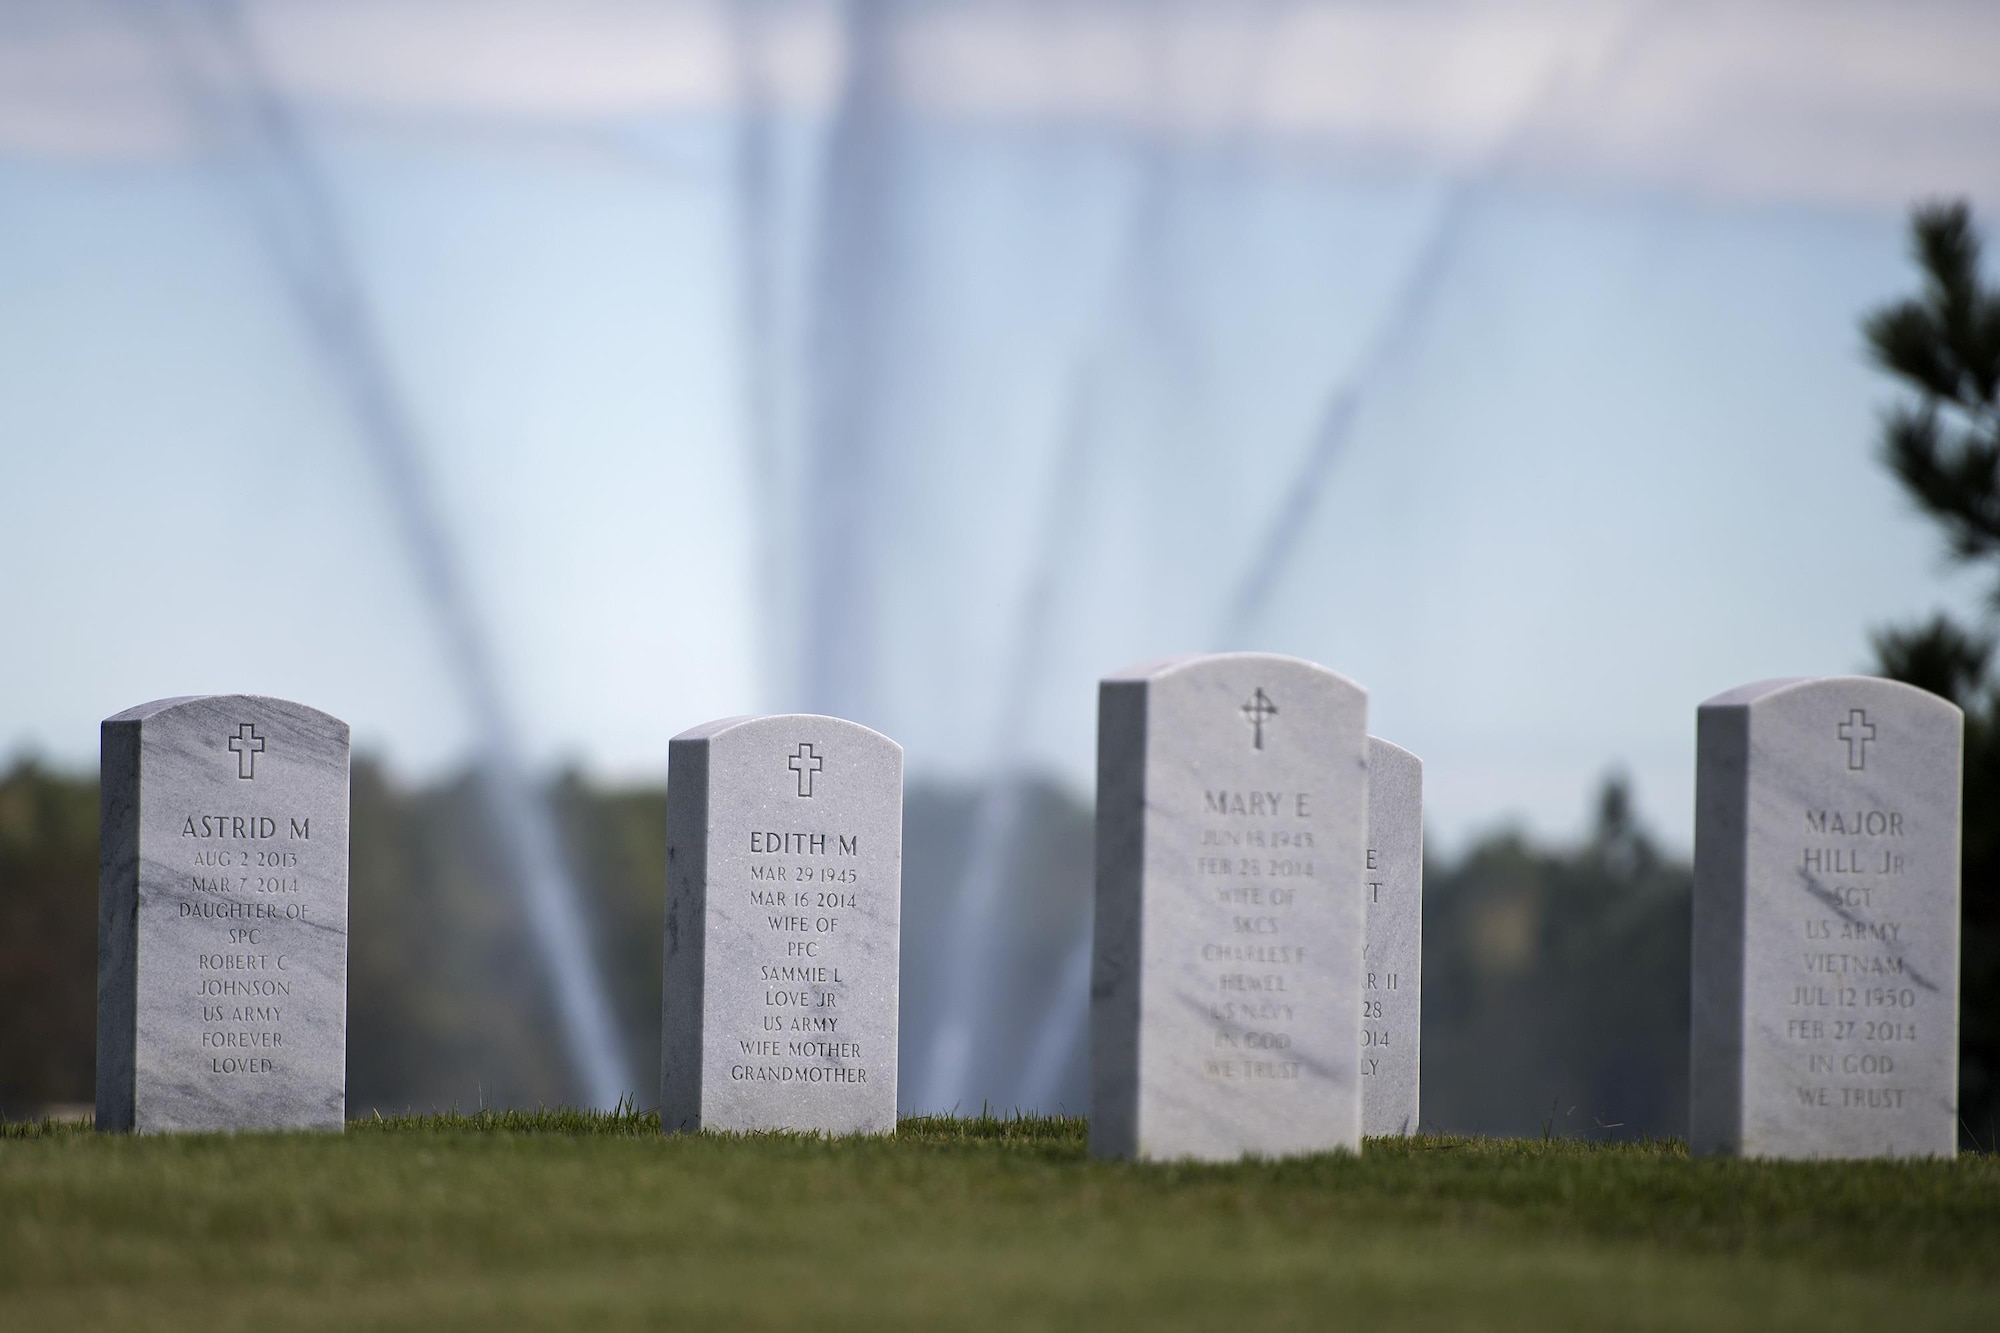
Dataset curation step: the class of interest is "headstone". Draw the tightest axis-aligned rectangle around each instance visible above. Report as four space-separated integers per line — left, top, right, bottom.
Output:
1363 736 1423 1137
1692 676 1960 1159
661 714 902 1134
1091 653 1369 1161
97 695 350 1133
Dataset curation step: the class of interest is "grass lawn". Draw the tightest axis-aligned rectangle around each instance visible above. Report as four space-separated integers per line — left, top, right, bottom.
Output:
2 1110 1997 1330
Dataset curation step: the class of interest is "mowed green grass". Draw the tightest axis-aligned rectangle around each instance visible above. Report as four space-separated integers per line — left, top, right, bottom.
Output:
2 1111 1997 1331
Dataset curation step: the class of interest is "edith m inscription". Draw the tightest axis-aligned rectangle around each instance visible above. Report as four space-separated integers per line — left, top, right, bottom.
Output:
662 714 902 1135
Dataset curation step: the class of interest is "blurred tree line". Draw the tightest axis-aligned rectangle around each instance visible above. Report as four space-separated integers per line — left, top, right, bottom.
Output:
0 761 96 1109
2 753 1693 1136
0 755 1101 1117
0 758 675 1114
1422 777 1689 1139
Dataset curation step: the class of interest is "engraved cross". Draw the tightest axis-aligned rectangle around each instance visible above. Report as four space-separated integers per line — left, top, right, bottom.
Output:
1838 709 1876 771
1240 688 1278 751
788 742 823 797
227 723 265 780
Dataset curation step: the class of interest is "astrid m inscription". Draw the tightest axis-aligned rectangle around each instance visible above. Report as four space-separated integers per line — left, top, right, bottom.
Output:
98 695 350 1133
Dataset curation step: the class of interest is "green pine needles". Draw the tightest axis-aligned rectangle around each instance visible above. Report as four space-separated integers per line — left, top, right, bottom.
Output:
1864 200 2000 1149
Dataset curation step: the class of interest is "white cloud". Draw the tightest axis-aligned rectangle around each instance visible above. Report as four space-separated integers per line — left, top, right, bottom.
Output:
1 0 1996 208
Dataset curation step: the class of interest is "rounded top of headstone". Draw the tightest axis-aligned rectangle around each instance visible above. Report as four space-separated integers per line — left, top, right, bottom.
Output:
1103 652 1363 698
1699 675 1962 722
671 712 903 756
1367 734 1422 768
103 694 349 737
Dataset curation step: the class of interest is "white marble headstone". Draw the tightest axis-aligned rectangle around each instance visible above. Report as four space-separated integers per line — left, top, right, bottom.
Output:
1363 736 1423 1137
1091 653 1369 1161
661 714 902 1134
97 695 350 1133
1692 676 1961 1159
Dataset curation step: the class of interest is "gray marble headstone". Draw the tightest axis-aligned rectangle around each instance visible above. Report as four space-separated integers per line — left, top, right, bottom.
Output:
662 714 902 1134
1363 736 1423 1137
1091 653 1369 1161
97 695 350 1133
1692 676 1960 1159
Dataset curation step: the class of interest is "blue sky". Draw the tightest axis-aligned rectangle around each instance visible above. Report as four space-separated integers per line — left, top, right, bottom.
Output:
2 0 1997 852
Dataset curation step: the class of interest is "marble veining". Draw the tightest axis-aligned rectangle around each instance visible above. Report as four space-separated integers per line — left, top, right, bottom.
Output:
1091 653 1368 1161
98 695 349 1134
662 714 902 1134
1362 737 1423 1137
1692 676 1959 1159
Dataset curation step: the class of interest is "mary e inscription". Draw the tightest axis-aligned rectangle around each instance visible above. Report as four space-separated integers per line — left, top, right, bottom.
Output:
1092 653 1368 1162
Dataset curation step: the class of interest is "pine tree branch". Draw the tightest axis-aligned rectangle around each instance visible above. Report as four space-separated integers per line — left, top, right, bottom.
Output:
1866 300 1960 401
1880 406 2000 564
1871 613 1996 706
1868 200 2000 598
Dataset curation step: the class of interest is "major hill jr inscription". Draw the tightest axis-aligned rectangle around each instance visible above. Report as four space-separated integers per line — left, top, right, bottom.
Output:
1692 676 1961 1159
98 696 350 1133
662 714 902 1134
1091 654 1369 1161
